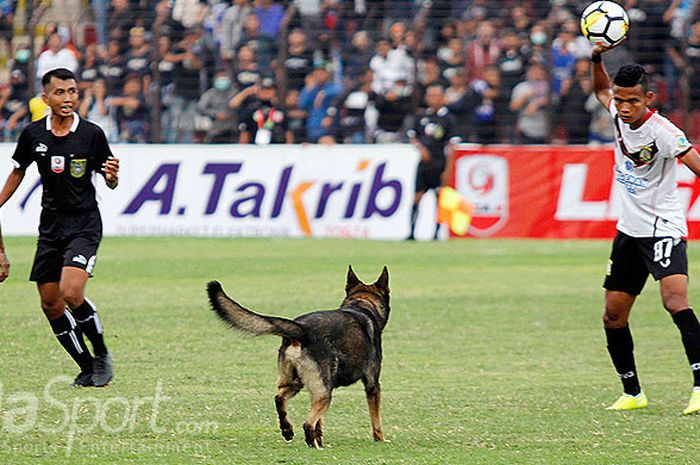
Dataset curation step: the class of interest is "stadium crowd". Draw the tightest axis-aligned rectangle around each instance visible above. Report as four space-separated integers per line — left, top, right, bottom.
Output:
0 0 699 145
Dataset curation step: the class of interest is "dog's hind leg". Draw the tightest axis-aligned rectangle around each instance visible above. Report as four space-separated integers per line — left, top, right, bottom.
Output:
275 383 302 441
303 394 331 448
276 345 304 442
364 379 385 441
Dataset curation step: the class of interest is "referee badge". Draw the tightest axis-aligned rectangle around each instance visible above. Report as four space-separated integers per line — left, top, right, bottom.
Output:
51 156 65 173
70 159 87 178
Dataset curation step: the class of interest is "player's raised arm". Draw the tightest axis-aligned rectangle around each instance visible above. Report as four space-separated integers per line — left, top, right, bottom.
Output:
591 46 614 110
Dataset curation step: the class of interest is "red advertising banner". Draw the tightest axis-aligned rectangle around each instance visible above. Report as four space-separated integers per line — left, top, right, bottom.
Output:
451 145 700 239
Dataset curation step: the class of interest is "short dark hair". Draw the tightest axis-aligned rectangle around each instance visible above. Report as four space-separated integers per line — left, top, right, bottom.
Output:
42 68 77 88
613 64 648 92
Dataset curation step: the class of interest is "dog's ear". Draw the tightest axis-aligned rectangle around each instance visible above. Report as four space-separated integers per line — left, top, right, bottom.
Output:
346 265 361 293
375 266 389 293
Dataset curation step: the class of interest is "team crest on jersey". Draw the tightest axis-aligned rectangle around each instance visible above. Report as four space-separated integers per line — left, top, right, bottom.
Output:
70 159 87 178
51 156 64 173
627 142 658 166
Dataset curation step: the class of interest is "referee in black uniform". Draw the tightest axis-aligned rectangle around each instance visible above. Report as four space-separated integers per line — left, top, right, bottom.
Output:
406 84 461 241
0 68 120 387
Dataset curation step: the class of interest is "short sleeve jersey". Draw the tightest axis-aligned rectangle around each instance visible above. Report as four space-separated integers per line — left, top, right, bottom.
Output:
11 113 113 212
408 106 461 160
609 101 693 237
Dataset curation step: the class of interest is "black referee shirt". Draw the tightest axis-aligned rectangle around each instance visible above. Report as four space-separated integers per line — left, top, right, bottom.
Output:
408 106 461 160
11 114 113 212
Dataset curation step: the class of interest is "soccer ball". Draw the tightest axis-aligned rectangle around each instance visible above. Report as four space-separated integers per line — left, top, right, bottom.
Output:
580 1 630 48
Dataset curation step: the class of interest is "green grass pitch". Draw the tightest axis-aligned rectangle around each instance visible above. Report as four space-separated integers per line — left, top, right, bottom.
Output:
2 237 700 464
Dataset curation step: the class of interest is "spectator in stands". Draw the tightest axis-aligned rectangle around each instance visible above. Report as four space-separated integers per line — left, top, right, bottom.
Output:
36 32 80 85
196 69 237 143
153 35 175 143
254 0 286 39
233 45 262 90
283 29 314 92
236 77 293 144
78 78 120 142
299 61 343 143
1 69 30 142
343 31 374 86
239 12 278 73
438 38 466 82
415 56 448 110
172 0 208 30
450 64 504 143
220 0 252 64
444 67 468 106
551 26 577 102
152 0 185 41
293 0 324 38
373 78 412 143
330 69 373 144
497 29 527 105
111 74 150 143
165 28 204 143
466 21 500 82
507 5 532 38
370 36 414 95
627 0 670 77
102 39 127 96
79 44 104 92
107 0 137 52
526 22 550 67
284 89 308 143
124 27 153 94
509 62 550 144
558 58 592 145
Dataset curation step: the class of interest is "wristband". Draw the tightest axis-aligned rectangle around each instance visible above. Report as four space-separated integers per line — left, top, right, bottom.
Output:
591 54 602 63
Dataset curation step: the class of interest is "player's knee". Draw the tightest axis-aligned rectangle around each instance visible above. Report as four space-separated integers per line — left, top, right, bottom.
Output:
603 310 627 328
662 293 689 313
40 299 65 320
59 283 84 308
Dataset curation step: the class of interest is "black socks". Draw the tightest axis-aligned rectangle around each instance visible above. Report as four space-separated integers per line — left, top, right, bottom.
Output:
49 311 93 373
672 308 700 387
71 299 108 357
605 325 641 396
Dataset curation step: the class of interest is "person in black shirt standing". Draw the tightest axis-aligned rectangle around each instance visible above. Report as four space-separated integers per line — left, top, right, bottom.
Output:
406 84 461 241
0 68 120 388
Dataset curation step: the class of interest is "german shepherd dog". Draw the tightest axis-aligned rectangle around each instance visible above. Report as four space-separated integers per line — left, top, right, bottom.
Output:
206 266 390 448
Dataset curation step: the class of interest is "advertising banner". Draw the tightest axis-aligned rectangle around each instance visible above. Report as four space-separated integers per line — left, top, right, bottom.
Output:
452 145 700 239
1 144 419 240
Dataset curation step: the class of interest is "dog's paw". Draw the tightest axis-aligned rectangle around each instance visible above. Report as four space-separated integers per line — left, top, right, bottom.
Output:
281 427 294 442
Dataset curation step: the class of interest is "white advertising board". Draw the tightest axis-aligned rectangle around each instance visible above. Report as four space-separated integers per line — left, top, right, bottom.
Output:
1 144 420 240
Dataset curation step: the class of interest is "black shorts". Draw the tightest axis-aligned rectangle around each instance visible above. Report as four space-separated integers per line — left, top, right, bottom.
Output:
415 158 446 193
30 209 103 283
603 231 688 296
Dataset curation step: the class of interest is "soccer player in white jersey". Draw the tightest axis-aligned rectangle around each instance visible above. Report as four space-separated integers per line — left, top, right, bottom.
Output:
592 45 700 414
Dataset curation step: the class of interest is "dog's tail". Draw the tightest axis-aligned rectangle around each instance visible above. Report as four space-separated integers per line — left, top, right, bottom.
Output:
207 281 305 339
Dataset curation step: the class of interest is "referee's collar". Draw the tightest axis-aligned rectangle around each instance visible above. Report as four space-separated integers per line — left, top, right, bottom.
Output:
45 113 80 133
